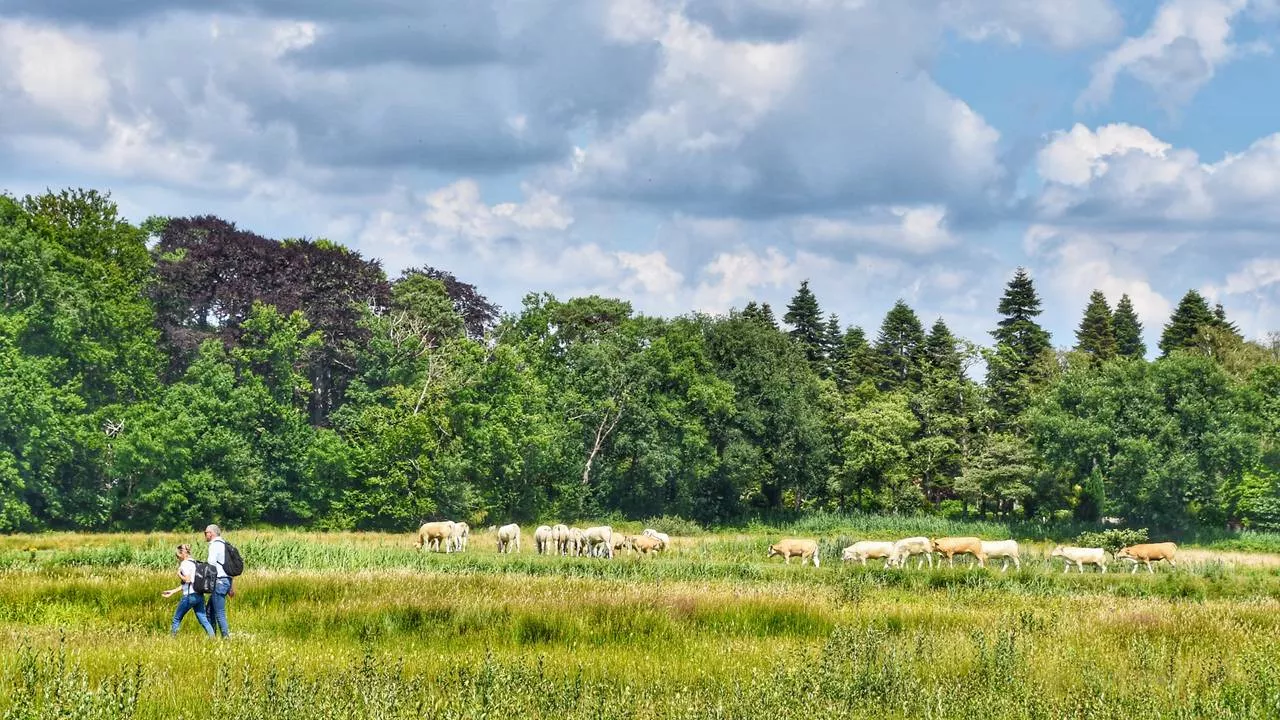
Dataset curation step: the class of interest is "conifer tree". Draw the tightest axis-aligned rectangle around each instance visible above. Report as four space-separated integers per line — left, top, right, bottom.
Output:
1075 290 1116 362
834 326 877 391
1159 290 1214 356
1212 303 1242 339
784 280 826 367
924 318 963 376
874 300 926 390
759 302 778 329
823 313 842 367
987 267 1052 425
1112 294 1146 359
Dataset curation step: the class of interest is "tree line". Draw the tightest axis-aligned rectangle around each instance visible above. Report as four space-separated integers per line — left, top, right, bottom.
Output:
1 190 1277 532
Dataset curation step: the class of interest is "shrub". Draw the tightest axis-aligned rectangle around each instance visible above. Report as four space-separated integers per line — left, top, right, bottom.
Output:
640 515 705 536
1075 528 1148 554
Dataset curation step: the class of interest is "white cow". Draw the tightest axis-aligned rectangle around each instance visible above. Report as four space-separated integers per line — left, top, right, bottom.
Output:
889 537 934 569
533 525 553 555
980 540 1021 571
1050 545 1108 573
841 541 896 566
567 528 585 557
449 521 470 552
552 524 571 555
416 521 456 553
642 528 670 551
582 526 614 558
496 523 521 554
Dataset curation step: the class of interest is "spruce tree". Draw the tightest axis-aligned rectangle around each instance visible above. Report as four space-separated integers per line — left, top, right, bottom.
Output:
783 280 826 367
874 300 926 390
759 302 778 329
1112 294 1146 359
834 326 878 391
1159 290 1214 356
822 313 842 376
1075 290 1116 362
924 318 963 376
987 267 1052 425
1212 303 1242 339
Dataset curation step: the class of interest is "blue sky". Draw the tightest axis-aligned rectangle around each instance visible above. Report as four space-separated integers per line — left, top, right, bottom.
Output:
1 0 1277 352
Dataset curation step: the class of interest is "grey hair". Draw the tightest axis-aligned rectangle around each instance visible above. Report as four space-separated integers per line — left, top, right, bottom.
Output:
205 524 221 536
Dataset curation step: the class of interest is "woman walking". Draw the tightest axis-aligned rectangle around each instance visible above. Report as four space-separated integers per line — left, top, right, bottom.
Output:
162 543 214 637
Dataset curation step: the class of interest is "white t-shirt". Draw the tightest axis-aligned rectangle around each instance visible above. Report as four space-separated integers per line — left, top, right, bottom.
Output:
208 538 228 578
179 558 197 596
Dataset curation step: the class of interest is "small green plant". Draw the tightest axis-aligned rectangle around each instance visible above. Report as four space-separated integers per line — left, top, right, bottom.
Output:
1075 527 1149 554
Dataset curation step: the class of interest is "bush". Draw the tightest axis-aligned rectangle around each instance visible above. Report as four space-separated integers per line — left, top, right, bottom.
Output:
1075 528 1148 554
640 515 705 536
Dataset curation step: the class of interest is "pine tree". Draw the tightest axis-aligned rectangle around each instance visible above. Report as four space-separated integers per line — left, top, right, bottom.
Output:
1159 290 1214 356
987 267 1052 426
1212 303 1242 339
784 280 826 367
874 300 926 390
1075 290 1116 362
924 317 963 377
759 302 778 329
822 313 842 376
1112 294 1146 359
834 326 877 391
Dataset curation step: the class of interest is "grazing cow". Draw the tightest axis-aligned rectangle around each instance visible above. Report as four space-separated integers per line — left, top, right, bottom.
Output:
631 535 663 555
642 529 670 551
932 537 986 568
568 528 585 557
533 525 553 555
496 523 521 554
552 524 570 555
890 537 933 569
1117 542 1178 573
1050 545 1108 573
840 541 896 566
767 539 820 567
450 522 470 552
980 540 1021 571
416 521 456 553
611 533 632 555
582 526 614 558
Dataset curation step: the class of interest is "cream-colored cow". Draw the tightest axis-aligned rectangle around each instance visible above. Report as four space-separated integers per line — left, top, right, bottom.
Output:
567 528 585 557
642 528 670 551
980 540 1021 571
1050 545 1108 573
1117 542 1177 573
582 526 614 558
496 523 521 554
533 525 553 554
450 521 470 552
631 535 663 555
611 533 632 555
889 537 933 569
841 541 895 566
767 539 820 567
416 521 456 553
552 524 571 555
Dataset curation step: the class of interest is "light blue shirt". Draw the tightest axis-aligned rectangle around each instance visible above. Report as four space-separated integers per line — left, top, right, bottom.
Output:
207 537 228 578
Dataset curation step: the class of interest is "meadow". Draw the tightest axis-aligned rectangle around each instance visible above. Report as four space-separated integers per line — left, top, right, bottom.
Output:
3 520 1280 719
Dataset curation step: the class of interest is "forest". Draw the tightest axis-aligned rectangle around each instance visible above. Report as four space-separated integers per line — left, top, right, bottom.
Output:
1 189 1277 533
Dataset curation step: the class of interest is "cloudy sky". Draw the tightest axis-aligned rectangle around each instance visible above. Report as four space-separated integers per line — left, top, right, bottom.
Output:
1 0 1278 350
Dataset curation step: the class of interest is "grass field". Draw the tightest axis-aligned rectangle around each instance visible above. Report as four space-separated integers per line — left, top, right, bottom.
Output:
3 522 1280 719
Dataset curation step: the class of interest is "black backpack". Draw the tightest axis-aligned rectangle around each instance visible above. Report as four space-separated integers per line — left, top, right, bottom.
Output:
222 541 244 577
191 560 217 594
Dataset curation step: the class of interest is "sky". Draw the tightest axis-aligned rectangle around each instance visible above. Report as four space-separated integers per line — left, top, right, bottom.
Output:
1 0 1278 352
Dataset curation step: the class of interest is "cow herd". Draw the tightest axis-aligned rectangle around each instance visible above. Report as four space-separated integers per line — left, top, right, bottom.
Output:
415 522 1180 574
415 521 670 558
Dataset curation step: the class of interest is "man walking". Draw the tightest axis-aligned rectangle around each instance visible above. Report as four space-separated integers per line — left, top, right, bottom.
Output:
204 524 233 638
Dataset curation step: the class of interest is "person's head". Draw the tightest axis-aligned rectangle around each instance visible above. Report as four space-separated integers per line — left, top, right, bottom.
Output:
204 524 221 541
176 543 192 561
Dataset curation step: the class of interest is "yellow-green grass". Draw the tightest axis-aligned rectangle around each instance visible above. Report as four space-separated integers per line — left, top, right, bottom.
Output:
4 531 1280 719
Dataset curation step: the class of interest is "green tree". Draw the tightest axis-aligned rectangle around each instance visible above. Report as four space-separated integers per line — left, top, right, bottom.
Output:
831 392 921 513
1075 290 1116 362
1113 294 1146 359
1159 290 1215 356
832 326 878 393
784 281 826 368
987 268 1052 427
954 434 1038 517
874 300 926 391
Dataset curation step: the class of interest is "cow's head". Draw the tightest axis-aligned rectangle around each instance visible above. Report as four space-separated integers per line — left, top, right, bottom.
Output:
841 546 856 561
766 545 781 559
1049 545 1065 558
1116 546 1134 559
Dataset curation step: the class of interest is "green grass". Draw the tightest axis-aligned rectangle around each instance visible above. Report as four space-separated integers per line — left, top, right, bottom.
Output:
4 529 1280 718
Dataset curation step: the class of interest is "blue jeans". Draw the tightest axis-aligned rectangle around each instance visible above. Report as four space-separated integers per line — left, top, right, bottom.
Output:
206 577 232 637
171 593 214 636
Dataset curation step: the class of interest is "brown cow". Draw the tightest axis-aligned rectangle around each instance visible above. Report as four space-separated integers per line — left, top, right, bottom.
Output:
630 535 663 555
931 536 986 568
1117 542 1178 573
767 539 820 567
416 521 456 552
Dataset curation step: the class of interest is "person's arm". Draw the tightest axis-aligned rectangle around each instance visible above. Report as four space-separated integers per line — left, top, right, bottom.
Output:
162 564 193 598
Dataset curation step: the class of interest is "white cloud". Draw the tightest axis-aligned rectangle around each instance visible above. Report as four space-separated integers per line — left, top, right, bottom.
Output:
1078 0 1264 109
800 205 957 254
1205 258 1280 295
942 0 1123 49
0 21 109 128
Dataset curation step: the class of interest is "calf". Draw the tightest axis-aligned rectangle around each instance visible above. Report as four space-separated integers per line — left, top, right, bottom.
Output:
980 540 1021 571
841 541 895 566
767 539 820 567
1050 545 1108 573
932 537 986 568
1117 542 1177 573
496 523 521 554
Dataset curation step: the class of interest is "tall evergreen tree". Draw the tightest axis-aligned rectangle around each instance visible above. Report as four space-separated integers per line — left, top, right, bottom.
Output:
823 313 842 374
924 318 963 376
987 268 1052 425
1112 294 1146 359
1159 290 1215 356
1075 290 1116 362
833 326 878 392
783 280 826 367
1212 303 1242 338
874 300 926 391
759 302 778 329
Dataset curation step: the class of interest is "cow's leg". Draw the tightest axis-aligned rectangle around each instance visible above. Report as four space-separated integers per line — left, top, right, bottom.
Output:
1001 559 1009 572
1146 560 1154 574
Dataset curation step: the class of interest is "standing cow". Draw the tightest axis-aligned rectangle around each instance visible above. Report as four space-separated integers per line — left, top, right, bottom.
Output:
496 523 521 554
767 539 820 567
890 537 934 569
1117 542 1177 573
980 540 1021 571
841 541 895 566
932 537 986 568
416 521 456 553
1050 545 1108 573
533 525 553 554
